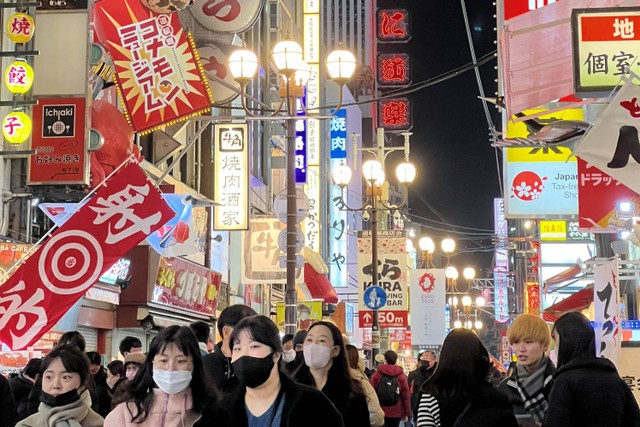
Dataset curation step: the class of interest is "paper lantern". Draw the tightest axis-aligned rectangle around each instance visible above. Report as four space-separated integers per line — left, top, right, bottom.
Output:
2 112 32 144
6 13 35 44
4 61 34 94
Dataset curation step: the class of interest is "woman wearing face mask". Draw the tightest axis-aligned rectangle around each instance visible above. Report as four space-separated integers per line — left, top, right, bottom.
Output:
294 321 370 427
105 326 214 426
346 344 385 427
280 334 296 364
104 360 125 410
16 345 104 427
195 315 344 427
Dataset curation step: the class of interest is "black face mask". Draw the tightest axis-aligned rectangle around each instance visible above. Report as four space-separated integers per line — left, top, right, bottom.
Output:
419 360 430 369
232 354 275 388
41 389 81 407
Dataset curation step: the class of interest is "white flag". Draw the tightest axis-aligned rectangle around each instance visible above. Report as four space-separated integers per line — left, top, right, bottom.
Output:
574 81 640 194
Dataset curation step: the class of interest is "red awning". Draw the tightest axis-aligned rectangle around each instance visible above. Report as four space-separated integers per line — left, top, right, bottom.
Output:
301 263 338 303
542 286 593 322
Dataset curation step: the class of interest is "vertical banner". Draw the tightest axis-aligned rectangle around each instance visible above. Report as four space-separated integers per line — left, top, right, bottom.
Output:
303 166 321 251
0 163 174 349
525 281 541 315
494 198 510 323
213 124 249 230
329 109 348 287
594 259 621 368
94 0 212 133
410 269 446 346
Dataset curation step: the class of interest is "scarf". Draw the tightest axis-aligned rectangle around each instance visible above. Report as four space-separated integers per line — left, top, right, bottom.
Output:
37 390 92 427
515 356 551 423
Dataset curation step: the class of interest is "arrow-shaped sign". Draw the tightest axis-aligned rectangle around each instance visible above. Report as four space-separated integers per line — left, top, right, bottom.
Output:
363 312 372 322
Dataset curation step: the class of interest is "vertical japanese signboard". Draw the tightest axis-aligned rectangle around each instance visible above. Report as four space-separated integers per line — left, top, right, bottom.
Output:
494 198 510 323
213 124 249 231
94 0 212 134
594 259 621 368
572 7 640 97
295 96 307 184
303 0 321 252
378 98 412 131
329 109 348 287
28 98 88 185
410 269 446 346
357 230 408 328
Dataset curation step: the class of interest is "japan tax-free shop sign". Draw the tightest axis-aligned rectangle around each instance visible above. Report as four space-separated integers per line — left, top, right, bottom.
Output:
572 7 640 97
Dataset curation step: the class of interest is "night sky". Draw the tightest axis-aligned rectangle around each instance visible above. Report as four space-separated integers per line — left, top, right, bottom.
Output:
402 1 502 274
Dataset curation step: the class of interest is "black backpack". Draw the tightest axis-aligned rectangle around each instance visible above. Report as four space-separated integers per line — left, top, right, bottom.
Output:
376 373 400 406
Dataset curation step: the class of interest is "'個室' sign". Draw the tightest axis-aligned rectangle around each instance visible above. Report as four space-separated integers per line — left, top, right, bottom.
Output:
94 0 212 134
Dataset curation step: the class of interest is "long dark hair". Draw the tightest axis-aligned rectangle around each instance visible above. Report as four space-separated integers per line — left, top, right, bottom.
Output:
122 325 213 422
294 321 364 396
420 328 490 399
229 315 283 358
552 311 596 369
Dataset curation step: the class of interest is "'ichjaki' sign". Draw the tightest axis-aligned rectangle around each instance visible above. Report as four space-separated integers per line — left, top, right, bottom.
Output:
93 0 212 134
0 162 174 350
572 7 640 97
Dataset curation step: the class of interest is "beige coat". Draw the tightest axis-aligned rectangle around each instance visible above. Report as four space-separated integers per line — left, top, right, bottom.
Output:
16 389 103 427
350 368 385 427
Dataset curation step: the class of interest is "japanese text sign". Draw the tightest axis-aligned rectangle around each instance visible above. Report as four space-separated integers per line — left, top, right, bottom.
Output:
0 162 174 349
578 159 640 231
213 123 249 230
28 98 88 185
330 109 347 159
377 9 411 42
304 166 321 252
594 259 621 368
94 0 212 134
378 98 412 131
296 96 307 184
329 159 348 287
153 256 221 316
572 7 640 97
494 198 510 323
377 53 411 86
357 230 407 314
525 281 541 315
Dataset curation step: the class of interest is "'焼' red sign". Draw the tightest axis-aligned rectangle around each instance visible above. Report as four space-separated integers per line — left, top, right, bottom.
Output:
94 0 212 134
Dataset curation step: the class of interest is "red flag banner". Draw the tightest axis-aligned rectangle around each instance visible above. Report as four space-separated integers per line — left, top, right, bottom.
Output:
94 0 212 134
0 162 174 349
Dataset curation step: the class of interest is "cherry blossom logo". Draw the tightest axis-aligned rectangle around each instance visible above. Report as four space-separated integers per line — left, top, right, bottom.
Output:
418 273 436 293
511 171 546 201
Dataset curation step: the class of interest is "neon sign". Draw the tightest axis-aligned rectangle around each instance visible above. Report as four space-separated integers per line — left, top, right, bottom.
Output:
377 53 410 86
377 9 410 42
378 98 412 131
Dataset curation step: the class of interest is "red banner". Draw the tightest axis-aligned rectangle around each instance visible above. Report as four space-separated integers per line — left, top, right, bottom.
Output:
94 0 212 134
153 256 221 316
0 162 174 349
28 98 88 185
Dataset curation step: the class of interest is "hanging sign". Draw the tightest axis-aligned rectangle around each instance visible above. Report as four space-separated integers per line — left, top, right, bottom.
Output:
190 0 265 33
2 112 32 145
378 98 412 131
376 9 410 42
213 123 249 230
410 269 446 346
377 53 411 86
94 0 212 134
0 162 174 350
7 13 35 44
594 259 621 368
4 61 34 94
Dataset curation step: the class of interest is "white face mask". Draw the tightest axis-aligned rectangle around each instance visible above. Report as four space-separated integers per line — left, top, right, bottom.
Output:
282 349 296 363
125 369 137 381
153 369 192 395
303 343 332 369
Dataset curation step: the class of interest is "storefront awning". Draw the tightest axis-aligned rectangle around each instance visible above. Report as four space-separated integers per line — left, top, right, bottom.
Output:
542 286 593 322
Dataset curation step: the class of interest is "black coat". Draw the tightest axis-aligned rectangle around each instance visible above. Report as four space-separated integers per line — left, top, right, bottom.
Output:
543 357 640 427
408 364 435 415
194 372 345 427
8 374 33 421
201 342 239 395
0 373 17 427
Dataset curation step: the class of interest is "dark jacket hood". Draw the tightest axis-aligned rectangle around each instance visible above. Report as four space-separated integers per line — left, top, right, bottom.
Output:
555 356 617 377
378 363 404 376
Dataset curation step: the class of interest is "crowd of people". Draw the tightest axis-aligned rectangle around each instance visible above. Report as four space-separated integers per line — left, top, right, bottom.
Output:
0 307 638 427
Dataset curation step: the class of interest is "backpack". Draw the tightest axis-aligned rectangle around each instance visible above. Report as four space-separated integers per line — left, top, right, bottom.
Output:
376 373 400 406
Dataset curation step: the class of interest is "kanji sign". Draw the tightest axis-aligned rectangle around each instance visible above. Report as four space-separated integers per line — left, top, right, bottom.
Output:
594 259 621 368
572 7 640 96
28 98 88 185
0 162 174 349
213 123 248 230
377 53 411 86
378 98 412 131
94 0 212 134
329 109 348 288
6 13 35 44
376 9 410 42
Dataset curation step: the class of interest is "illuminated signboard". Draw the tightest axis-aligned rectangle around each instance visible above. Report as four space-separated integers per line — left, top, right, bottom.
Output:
377 53 411 86
572 7 640 97
377 9 410 42
304 166 321 252
295 97 307 184
494 198 510 323
378 98 412 131
540 220 567 241
504 0 558 20
329 109 348 287
213 123 249 230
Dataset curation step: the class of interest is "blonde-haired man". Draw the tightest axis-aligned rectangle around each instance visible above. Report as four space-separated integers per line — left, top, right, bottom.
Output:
499 314 555 426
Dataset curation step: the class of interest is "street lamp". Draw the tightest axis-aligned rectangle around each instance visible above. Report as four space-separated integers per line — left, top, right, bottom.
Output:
418 236 435 268
441 238 456 265
229 41 356 336
447 264 485 331
332 132 415 363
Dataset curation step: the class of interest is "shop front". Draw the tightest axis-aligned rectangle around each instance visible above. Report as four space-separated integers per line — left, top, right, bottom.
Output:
114 246 222 357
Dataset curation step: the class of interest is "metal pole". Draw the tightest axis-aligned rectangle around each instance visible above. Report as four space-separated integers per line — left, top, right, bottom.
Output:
284 87 298 336
371 192 380 362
